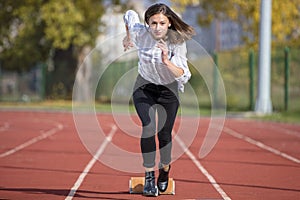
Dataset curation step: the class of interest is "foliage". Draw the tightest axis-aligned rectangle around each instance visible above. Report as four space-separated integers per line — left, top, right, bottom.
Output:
171 0 300 47
0 0 104 71
0 0 49 70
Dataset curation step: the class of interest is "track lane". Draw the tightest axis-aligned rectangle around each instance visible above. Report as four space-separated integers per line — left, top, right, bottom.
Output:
225 119 300 159
0 122 10 132
71 117 224 200
0 112 91 200
1 112 300 199
193 119 300 200
0 123 63 158
175 135 231 200
0 112 64 156
65 124 117 200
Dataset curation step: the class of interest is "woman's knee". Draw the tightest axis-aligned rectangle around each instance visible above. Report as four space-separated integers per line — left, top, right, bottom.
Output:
142 123 156 138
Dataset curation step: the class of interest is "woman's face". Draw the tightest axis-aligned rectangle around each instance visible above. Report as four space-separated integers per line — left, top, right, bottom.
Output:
148 13 170 40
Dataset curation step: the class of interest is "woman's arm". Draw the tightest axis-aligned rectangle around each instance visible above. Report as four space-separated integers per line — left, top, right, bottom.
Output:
123 25 134 51
122 10 141 51
157 40 191 92
164 61 184 78
156 39 184 78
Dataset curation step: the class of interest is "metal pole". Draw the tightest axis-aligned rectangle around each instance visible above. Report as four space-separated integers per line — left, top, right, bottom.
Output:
255 0 273 114
249 49 255 110
284 47 290 111
213 52 219 107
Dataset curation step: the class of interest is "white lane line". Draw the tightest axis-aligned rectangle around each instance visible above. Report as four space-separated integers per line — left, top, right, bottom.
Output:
0 123 64 158
0 122 10 132
175 135 231 200
222 126 300 164
65 124 117 200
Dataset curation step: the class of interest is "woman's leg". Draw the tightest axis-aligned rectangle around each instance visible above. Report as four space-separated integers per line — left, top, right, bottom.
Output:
133 86 157 169
156 99 178 192
133 85 159 196
157 100 179 166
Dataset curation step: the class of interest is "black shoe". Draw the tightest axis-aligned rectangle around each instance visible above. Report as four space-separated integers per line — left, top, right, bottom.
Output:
157 164 170 193
143 171 158 196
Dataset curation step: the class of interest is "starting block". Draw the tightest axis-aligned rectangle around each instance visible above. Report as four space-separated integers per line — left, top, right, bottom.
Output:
129 177 175 195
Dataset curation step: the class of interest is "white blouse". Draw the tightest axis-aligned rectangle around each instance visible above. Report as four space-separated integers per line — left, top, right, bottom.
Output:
123 10 191 92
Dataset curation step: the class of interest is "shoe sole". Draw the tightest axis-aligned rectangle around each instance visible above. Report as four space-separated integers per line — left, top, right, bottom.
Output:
143 186 158 197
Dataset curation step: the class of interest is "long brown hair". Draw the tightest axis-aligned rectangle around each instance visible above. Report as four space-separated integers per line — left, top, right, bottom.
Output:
144 3 195 44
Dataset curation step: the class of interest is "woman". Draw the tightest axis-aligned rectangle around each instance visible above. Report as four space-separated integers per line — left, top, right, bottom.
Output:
123 3 195 196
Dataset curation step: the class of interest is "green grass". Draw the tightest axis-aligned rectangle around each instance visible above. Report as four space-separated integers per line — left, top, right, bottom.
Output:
0 100 74 111
1 100 299 124
252 110 300 124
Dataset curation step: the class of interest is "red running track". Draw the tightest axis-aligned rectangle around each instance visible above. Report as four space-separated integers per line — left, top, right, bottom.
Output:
0 111 300 199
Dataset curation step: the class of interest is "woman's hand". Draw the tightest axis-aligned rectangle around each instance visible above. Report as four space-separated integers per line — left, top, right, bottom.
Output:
157 39 184 78
123 25 134 51
123 35 134 51
156 39 169 65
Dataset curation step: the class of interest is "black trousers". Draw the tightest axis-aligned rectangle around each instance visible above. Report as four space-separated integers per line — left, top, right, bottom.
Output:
133 75 179 168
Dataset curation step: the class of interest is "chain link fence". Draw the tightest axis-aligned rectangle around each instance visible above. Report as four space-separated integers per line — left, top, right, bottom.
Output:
1 47 299 112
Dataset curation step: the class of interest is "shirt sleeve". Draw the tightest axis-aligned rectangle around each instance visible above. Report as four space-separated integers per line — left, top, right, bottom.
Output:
123 10 140 29
172 42 191 92
123 10 144 45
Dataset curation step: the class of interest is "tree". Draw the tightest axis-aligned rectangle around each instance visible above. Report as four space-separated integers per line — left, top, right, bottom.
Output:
0 0 108 99
171 0 300 47
0 0 49 71
0 0 106 71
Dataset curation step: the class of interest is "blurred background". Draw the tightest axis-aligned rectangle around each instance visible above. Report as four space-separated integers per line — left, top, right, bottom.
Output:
0 0 299 115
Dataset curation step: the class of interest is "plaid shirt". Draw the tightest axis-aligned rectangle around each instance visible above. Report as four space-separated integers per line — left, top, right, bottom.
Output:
123 10 191 92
